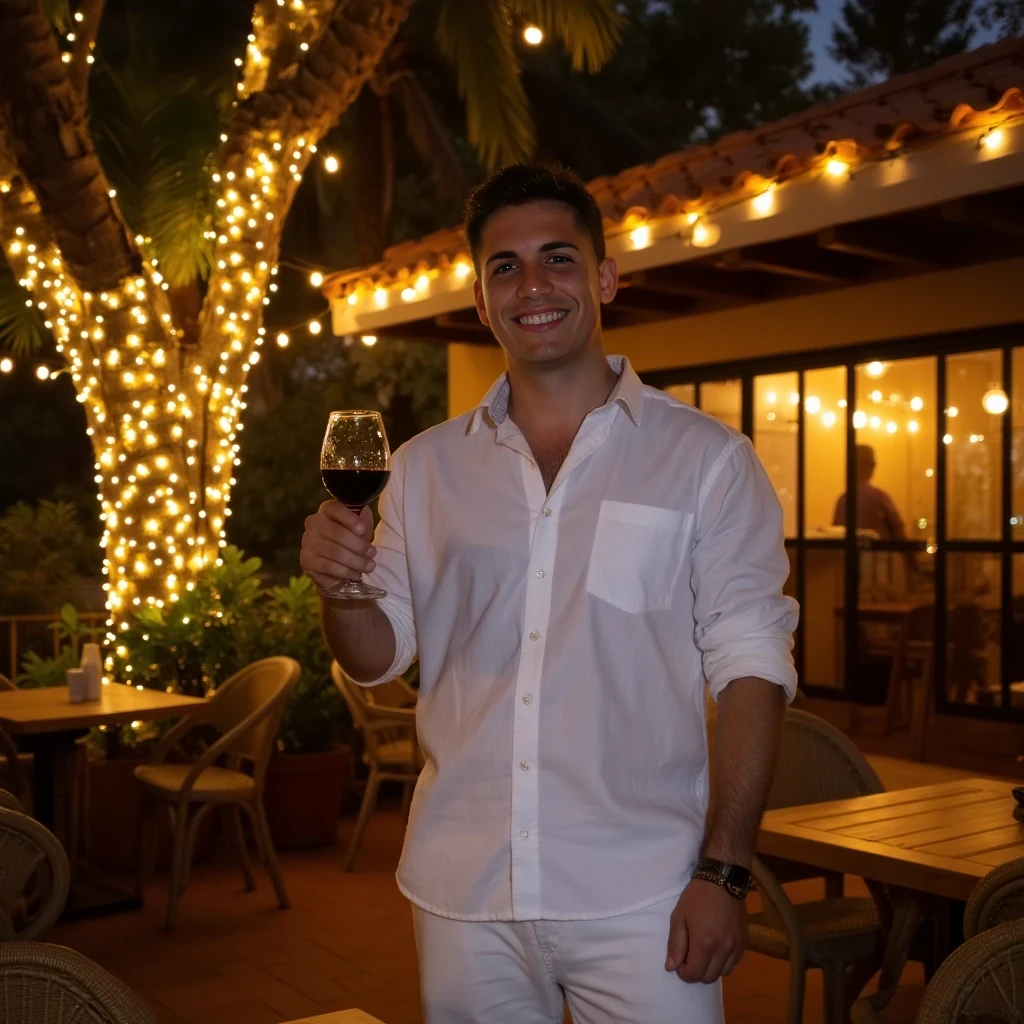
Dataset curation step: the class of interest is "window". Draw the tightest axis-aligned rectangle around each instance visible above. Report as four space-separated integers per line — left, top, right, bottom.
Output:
947 351 1004 540
653 327 1023 720
700 379 741 431
755 373 798 538
804 366 846 538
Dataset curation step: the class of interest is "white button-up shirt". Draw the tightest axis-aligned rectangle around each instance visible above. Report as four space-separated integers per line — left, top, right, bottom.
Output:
365 356 798 922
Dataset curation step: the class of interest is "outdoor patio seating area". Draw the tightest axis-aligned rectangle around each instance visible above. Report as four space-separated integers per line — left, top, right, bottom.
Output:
6 754 983 1024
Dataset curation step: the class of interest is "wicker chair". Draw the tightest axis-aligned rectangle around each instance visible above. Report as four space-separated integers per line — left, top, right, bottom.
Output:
0 788 24 812
331 663 421 871
748 709 889 1024
0 673 34 814
134 656 300 928
964 857 1024 939
0 941 157 1022
0 806 70 941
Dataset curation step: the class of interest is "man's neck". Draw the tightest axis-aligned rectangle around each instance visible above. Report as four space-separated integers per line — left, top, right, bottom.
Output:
505 351 619 435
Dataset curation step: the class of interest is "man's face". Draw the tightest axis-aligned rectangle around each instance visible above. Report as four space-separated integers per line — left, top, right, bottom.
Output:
473 200 618 367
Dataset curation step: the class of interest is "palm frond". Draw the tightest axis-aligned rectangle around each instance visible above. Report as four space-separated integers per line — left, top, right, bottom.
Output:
512 0 623 73
0 260 49 356
435 0 535 169
389 70 469 202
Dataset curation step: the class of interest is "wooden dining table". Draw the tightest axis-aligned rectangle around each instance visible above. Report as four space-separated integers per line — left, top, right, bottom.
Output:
0 682 205 918
758 777 1023 1011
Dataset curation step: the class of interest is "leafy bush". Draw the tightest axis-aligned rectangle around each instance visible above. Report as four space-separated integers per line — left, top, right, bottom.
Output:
0 500 101 613
113 548 348 754
22 548 350 755
15 604 101 688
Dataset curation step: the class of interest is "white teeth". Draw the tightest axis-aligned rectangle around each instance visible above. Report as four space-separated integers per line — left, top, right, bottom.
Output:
518 311 567 325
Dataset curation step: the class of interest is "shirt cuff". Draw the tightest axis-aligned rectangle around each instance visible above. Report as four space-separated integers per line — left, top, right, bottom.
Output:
349 593 417 688
704 643 798 704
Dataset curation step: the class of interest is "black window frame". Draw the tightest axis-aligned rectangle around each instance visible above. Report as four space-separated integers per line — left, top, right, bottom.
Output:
643 322 1024 721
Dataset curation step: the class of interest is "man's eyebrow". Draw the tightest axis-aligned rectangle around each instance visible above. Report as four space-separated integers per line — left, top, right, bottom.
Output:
484 241 581 266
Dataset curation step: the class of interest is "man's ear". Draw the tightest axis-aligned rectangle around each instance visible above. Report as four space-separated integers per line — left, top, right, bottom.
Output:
598 257 619 305
474 277 490 327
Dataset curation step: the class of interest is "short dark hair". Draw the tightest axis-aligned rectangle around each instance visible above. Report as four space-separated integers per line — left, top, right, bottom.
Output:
464 163 606 267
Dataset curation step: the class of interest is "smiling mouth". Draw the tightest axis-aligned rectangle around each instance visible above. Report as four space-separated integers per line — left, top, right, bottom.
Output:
514 310 567 326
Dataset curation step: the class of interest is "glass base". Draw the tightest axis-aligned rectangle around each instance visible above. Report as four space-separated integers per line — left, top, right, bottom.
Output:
321 579 387 601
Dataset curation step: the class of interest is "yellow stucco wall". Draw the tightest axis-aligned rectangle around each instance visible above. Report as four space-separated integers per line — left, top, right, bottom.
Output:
447 258 1024 417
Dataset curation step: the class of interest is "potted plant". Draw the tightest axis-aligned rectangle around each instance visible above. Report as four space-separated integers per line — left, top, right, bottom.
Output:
258 576 355 848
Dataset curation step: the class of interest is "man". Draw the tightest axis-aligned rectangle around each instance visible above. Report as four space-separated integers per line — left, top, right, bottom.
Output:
833 444 908 540
300 164 798 1023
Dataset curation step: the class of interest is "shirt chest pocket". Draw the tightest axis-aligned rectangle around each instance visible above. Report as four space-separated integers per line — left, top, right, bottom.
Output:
585 501 694 614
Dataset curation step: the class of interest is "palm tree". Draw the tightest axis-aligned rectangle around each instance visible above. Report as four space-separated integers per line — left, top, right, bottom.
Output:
0 0 621 613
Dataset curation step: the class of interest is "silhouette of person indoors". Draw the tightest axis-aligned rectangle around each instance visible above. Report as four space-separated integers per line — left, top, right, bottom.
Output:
833 444 907 540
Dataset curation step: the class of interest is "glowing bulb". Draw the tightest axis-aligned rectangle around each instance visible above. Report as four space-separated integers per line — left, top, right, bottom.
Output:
910 396 924 412
982 387 1009 415
415 274 430 292
869 415 881 429
980 128 1006 153
401 287 416 302
35 365 50 381
630 225 651 249
361 334 377 347
947 406 959 418
886 421 898 434
908 420 919 433
752 186 775 215
347 292 359 305
805 395 821 415
943 433 953 444
276 332 289 347
825 158 849 178
865 360 888 379
852 411 867 429
821 411 837 428
690 220 721 247
374 287 387 308
309 271 324 287
308 320 322 335
323 154 340 174
454 261 472 279
0 358 11 373
523 24 543 45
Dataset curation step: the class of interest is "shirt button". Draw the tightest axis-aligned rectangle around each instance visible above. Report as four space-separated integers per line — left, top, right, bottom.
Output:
520 761 531 771
522 694 533 705
542 507 552 517
535 570 545 579
519 829 529 839
529 630 540 641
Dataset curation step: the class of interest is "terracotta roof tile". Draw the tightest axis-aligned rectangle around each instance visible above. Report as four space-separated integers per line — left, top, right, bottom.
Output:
324 37 1024 298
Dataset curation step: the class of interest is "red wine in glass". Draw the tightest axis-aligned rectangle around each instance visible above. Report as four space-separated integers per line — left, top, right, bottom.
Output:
319 411 391 600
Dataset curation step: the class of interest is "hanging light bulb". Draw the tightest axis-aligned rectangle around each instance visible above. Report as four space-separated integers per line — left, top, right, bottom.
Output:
308 320 322 335
323 154 340 174
35 365 50 380
309 271 324 288
0 357 12 373
361 335 377 347
523 25 543 45
982 387 1009 415
276 332 289 347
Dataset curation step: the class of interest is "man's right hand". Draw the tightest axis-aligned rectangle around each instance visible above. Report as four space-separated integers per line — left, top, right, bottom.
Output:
300 501 376 596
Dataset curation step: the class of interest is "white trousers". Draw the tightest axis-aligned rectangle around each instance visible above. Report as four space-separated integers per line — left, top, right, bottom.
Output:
412 895 725 1024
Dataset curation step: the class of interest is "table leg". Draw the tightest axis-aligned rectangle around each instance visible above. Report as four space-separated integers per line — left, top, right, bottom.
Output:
21 730 79 831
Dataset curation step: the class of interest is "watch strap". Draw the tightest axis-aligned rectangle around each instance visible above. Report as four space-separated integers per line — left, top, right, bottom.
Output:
692 857 752 899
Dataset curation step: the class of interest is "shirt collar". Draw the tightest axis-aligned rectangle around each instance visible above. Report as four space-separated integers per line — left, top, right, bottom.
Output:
468 355 644 435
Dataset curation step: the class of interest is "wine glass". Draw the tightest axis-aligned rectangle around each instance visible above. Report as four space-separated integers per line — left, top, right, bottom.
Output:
320 410 391 600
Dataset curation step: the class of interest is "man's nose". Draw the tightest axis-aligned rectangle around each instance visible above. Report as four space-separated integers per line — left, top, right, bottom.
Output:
516 261 553 299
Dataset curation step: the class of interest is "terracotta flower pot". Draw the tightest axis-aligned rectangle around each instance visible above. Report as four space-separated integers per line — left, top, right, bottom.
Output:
263 744 353 849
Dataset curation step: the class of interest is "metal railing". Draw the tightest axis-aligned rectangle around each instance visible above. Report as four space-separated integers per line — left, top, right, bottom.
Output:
0 612 108 682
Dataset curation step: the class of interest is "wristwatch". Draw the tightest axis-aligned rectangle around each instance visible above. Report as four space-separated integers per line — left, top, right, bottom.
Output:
691 857 752 899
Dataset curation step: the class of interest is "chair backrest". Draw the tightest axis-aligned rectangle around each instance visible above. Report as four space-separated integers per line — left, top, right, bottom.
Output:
364 675 417 709
203 657 299 783
330 663 415 768
0 807 70 941
0 722 29 804
0 941 158 1023
914 918 1024 1023
0 788 23 812
965 858 1024 940
0 672 15 691
766 708 884 811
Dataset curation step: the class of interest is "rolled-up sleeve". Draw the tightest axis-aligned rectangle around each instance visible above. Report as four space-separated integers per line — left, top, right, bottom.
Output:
359 447 417 686
691 434 799 702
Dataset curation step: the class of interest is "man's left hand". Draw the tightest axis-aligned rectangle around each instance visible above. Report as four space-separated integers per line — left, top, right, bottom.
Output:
665 879 748 983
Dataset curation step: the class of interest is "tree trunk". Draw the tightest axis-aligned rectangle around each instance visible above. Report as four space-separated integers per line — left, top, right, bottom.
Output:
352 87 390 266
0 0 411 625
